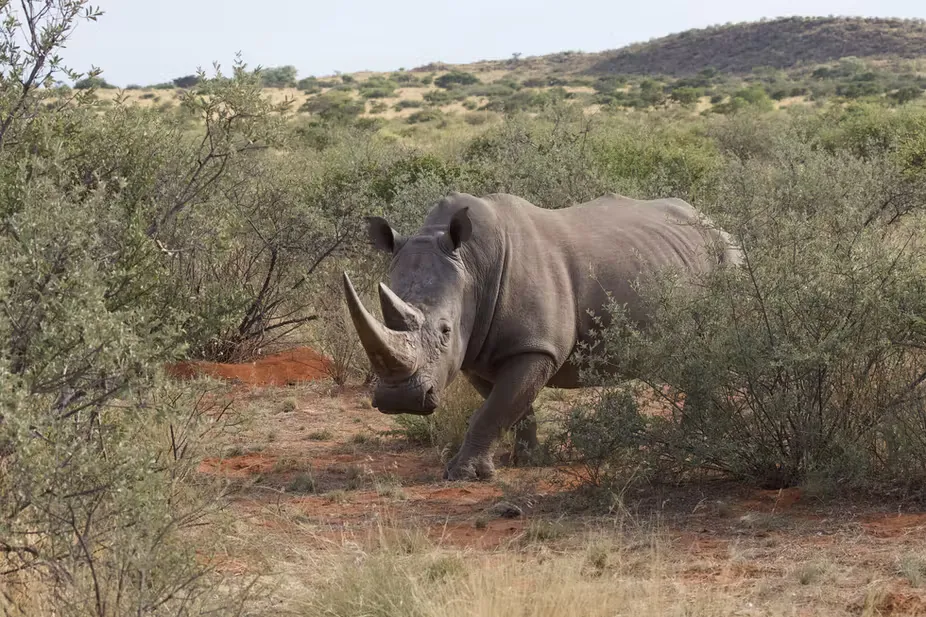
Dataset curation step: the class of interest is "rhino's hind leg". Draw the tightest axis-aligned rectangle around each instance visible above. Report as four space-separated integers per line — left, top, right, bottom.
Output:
446 355 555 481
511 409 539 466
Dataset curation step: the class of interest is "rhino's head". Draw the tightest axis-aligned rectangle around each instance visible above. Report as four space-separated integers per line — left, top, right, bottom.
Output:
343 205 474 415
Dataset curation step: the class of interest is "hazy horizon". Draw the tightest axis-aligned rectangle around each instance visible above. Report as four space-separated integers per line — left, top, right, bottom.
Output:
60 1 926 87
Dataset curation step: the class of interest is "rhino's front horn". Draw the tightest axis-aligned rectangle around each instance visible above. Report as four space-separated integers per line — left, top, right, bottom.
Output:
378 283 423 331
343 272 418 379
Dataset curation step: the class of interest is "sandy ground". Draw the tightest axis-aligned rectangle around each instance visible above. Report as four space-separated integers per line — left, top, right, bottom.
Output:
173 348 926 616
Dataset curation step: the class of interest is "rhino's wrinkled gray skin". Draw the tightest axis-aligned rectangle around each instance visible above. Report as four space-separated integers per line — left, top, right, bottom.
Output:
343 192 741 481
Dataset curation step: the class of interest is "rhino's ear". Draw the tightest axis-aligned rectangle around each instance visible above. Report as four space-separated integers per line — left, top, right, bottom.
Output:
366 216 403 254
447 207 472 251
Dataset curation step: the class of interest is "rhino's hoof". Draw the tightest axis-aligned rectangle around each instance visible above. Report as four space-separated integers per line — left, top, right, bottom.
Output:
444 453 495 482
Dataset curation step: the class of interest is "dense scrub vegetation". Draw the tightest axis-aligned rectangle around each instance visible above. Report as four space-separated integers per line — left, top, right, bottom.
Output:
589 17 926 76
2 2 926 614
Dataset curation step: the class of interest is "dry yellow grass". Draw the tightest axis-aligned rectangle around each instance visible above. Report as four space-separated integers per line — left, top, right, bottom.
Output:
175 383 926 617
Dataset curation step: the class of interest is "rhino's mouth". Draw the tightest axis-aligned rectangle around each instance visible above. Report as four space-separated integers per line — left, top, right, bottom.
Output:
372 384 438 415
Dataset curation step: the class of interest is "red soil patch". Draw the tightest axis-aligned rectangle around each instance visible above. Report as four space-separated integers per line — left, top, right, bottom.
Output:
428 519 526 550
166 347 330 386
858 589 926 616
740 487 804 512
198 453 277 477
862 513 926 538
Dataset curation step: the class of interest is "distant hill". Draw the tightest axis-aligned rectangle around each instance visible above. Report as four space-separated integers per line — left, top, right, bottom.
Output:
587 17 926 76
103 15 926 121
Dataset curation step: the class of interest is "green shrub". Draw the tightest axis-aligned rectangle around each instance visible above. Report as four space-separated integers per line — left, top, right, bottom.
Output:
590 114 722 202
359 76 398 99
407 108 444 124
172 74 200 88
0 4 254 613
712 85 775 114
297 76 322 93
890 86 923 106
260 64 298 88
462 106 609 208
566 131 926 494
391 71 420 85
423 88 466 105
670 86 703 105
394 99 423 111
302 91 366 123
435 70 479 89
393 379 483 456
360 87 394 99
544 387 651 489
74 75 114 89
467 82 518 97
464 111 493 125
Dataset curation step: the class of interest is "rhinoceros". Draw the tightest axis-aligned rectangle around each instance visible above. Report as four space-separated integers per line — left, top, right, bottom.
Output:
343 192 741 481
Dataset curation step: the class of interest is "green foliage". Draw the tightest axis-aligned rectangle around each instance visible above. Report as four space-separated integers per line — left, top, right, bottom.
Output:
564 117 926 494
467 82 519 97
302 90 366 123
172 74 199 88
392 379 482 456
890 86 923 106
712 85 774 114
297 76 322 93
544 388 651 488
359 76 398 99
423 88 466 105
259 64 298 88
589 17 926 76
407 108 444 124
670 86 703 105
0 3 258 613
391 71 420 85
394 99 423 110
74 75 114 89
590 115 722 202
460 105 626 208
435 70 479 89
481 87 570 114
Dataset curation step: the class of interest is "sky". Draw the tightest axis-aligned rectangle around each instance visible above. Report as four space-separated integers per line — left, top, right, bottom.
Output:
60 0 926 87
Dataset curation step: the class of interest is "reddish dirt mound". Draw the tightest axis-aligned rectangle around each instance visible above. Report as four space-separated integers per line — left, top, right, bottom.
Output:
166 347 330 386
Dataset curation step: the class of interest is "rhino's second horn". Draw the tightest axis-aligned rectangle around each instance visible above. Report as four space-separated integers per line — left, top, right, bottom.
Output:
378 282 423 331
342 272 419 378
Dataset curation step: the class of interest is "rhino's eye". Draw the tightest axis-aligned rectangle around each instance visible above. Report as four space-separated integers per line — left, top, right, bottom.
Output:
439 323 452 344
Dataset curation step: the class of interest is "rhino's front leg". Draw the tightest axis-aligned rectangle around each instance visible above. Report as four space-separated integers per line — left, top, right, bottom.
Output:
464 373 539 468
445 354 555 481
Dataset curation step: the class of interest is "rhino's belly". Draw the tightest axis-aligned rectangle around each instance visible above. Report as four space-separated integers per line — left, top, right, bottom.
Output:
545 349 627 389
